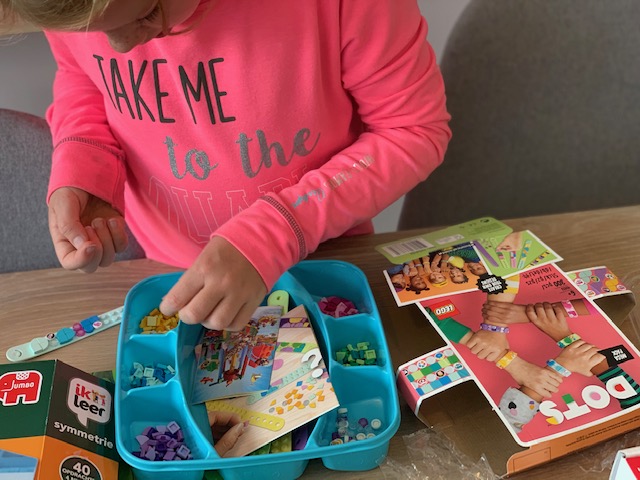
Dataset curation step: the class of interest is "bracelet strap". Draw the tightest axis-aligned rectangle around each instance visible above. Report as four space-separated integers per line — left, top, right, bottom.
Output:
557 333 581 348
480 323 510 334
561 300 578 318
496 350 518 369
546 359 572 377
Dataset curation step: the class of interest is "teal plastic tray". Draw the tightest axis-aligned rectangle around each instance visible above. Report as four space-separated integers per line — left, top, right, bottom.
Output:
115 260 400 480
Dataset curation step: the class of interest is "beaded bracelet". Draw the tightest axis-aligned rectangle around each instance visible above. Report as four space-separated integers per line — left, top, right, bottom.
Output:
480 323 510 334
546 359 572 377
561 300 579 318
557 333 581 348
496 350 518 369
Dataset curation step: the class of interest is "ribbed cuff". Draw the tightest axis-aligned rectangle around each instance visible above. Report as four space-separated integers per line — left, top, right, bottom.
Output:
213 195 305 290
48 139 126 213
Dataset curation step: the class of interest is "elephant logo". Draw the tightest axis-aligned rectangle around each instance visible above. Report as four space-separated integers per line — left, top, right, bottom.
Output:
0 370 43 406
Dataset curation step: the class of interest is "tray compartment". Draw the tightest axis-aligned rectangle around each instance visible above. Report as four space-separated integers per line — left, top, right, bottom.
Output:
118 334 177 393
324 315 388 369
116 381 217 480
116 261 400 480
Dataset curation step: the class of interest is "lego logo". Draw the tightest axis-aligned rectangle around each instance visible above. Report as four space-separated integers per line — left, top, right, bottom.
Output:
434 304 454 316
429 300 460 319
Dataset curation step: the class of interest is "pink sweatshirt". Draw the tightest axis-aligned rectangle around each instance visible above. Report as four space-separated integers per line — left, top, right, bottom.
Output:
45 0 450 289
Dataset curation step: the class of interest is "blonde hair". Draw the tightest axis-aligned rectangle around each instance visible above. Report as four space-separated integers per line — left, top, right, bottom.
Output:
428 272 448 288
1 0 109 31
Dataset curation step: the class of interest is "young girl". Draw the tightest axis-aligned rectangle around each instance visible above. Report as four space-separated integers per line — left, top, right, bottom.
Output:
3 0 451 332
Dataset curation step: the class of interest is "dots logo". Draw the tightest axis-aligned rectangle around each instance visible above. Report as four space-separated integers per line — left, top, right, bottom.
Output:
67 378 111 427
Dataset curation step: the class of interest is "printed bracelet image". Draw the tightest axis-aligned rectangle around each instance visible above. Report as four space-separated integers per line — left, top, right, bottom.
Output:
561 300 579 318
480 322 510 334
496 351 518 369
557 333 581 349
546 359 572 377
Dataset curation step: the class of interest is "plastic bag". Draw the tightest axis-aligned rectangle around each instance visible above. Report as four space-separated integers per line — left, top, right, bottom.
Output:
379 428 497 480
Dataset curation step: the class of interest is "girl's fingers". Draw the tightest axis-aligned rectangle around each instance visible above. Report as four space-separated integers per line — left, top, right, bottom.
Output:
160 270 206 320
107 216 129 253
92 218 116 267
78 226 103 273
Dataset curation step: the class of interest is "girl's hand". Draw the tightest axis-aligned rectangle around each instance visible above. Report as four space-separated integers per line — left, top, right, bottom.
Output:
160 236 267 331
48 187 128 272
554 341 605 376
526 302 571 342
466 330 510 362
505 357 563 398
208 410 246 457
482 301 530 325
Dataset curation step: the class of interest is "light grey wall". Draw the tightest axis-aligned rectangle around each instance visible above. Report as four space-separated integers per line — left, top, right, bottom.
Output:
0 0 471 232
0 33 56 116
373 0 471 232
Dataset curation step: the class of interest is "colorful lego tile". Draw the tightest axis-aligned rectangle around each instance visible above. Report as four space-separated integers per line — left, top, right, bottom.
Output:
430 366 442 374
437 358 451 368
448 372 461 382
416 383 434 395
429 379 443 389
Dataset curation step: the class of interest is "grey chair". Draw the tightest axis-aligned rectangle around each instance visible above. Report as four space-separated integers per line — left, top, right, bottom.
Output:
0 108 144 272
399 0 640 230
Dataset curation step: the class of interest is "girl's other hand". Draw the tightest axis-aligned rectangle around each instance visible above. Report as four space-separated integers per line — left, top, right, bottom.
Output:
48 187 128 272
208 410 246 457
160 236 267 331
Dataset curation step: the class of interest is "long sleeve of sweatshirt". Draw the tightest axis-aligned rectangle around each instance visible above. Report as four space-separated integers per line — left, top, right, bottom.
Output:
45 0 451 289
46 34 127 214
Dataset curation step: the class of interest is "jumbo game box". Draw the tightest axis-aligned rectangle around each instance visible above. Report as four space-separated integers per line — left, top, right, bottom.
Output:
0 360 118 480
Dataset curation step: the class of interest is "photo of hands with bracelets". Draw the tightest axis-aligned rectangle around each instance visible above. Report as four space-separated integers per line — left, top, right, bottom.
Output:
420 263 640 445
385 242 489 306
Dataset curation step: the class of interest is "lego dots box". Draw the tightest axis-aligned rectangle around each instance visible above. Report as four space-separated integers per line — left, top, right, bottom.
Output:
395 264 640 477
0 360 118 480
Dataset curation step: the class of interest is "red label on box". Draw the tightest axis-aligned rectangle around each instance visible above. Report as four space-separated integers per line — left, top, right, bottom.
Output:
428 300 459 319
625 456 640 479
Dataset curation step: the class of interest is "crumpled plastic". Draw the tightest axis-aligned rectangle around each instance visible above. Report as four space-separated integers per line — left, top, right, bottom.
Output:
379 427 640 479
379 428 497 480
318 296 359 318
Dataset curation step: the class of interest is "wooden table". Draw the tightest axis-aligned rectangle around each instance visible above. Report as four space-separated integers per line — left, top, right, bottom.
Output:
1 205 639 479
